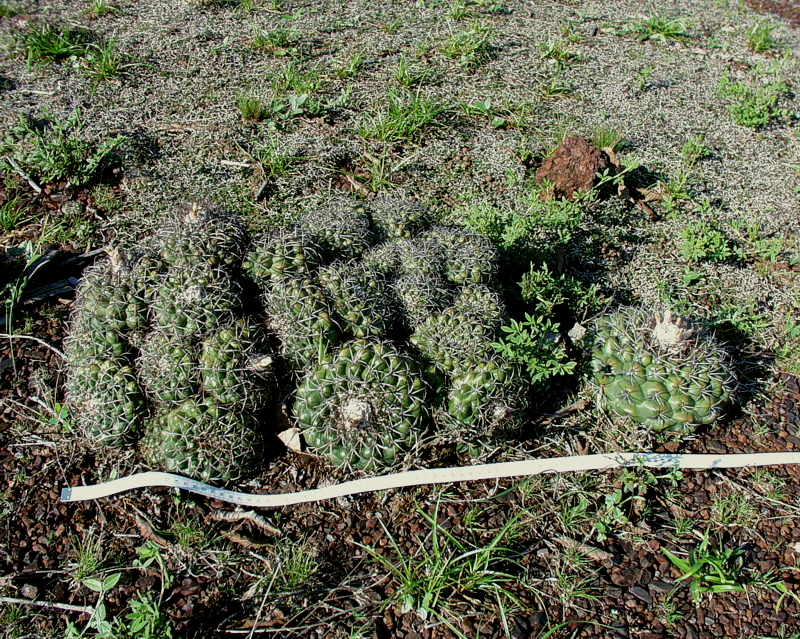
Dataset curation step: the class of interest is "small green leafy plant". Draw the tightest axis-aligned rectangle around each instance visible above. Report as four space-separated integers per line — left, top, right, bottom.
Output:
635 11 688 43
236 94 267 122
662 529 748 599
20 23 92 66
360 500 525 629
681 135 711 165
679 219 734 263
65 572 122 639
519 262 607 318
717 75 787 129
356 89 444 143
492 313 576 383
440 21 493 70
662 528 800 610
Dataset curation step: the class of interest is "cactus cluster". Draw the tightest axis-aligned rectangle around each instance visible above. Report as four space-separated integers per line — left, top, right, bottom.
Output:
247 199 529 467
65 204 277 482
64 196 739 480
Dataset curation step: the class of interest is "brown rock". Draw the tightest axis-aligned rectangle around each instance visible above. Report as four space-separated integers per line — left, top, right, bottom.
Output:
534 136 611 200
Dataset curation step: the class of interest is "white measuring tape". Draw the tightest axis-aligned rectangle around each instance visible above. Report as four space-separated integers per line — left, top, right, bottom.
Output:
60 452 800 509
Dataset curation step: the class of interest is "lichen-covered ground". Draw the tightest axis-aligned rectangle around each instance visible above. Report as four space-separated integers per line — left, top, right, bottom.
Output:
2 0 800 637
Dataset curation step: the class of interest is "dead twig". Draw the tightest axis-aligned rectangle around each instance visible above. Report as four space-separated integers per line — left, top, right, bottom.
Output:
0 333 65 359
210 509 281 535
0 596 93 614
222 531 270 549
537 398 591 426
1 156 42 194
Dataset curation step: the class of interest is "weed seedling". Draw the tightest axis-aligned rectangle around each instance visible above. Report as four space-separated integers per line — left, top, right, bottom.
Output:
717 75 787 129
440 21 493 70
85 38 130 80
1 108 122 186
392 55 429 87
0 195 29 232
681 135 711 165
335 49 365 79
492 313 576 383
747 19 782 54
635 11 688 43
21 23 92 67
679 219 734 264
361 500 525 629
236 94 267 122
591 124 622 151
84 0 120 17
356 89 444 143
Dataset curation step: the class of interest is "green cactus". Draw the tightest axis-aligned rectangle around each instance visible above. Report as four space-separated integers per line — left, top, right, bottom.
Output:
200 319 276 409
371 198 431 240
393 273 452 328
151 264 242 339
74 248 151 335
66 355 146 447
441 356 529 449
137 331 199 405
294 339 427 470
242 228 322 288
424 226 499 285
264 276 340 372
159 203 248 269
299 202 374 261
452 283 506 329
410 306 497 375
140 397 263 483
318 261 397 339
589 307 734 433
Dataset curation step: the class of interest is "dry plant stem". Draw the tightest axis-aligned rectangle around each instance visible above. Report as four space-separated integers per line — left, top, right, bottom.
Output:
1 156 42 193
0 334 66 360
538 398 591 425
0 596 93 614
210 509 281 535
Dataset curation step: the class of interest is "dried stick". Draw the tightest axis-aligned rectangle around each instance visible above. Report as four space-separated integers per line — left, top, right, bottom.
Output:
0 596 93 614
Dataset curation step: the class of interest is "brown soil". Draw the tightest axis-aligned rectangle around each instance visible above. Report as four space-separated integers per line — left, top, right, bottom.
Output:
746 0 800 28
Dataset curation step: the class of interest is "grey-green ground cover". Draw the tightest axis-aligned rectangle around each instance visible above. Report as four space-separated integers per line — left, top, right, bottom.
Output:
2 0 800 637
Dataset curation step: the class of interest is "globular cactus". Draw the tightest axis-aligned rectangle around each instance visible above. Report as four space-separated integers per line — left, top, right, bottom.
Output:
140 397 263 483
370 198 432 240
318 261 398 339
159 203 248 269
452 283 506 330
441 356 529 450
299 202 374 261
199 319 277 410
424 226 499 285
294 339 427 470
151 264 242 339
242 228 322 288
589 307 735 433
393 274 452 329
74 248 151 335
137 331 198 404
264 276 340 372
410 306 497 375
65 355 146 447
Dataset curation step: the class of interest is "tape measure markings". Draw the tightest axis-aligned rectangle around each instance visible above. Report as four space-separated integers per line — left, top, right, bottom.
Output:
60 452 800 509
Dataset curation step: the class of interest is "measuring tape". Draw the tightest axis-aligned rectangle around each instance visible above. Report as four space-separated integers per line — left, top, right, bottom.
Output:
60 452 800 509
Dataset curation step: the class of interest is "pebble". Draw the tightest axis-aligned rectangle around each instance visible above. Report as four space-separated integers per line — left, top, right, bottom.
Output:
649 580 673 594
630 586 653 604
